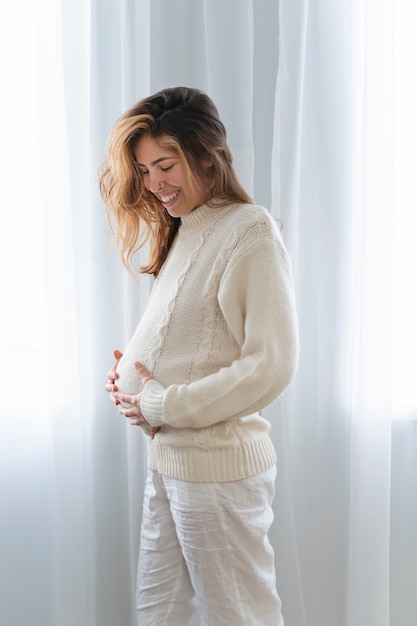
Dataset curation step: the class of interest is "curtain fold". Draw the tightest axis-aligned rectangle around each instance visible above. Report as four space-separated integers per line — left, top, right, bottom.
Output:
270 1 399 625
1 1 416 625
347 2 394 624
271 3 355 622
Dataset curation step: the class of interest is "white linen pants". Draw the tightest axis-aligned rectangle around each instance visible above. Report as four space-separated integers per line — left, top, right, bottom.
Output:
136 466 284 626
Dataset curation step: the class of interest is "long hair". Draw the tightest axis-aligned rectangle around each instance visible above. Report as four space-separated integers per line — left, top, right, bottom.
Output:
99 87 253 277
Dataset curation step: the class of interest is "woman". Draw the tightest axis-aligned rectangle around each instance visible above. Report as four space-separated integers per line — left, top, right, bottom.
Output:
100 86 298 626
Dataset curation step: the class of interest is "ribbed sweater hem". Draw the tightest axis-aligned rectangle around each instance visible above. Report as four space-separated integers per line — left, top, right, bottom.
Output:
146 434 277 483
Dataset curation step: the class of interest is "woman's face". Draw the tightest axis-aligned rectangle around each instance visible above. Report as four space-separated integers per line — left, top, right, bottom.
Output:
134 135 207 218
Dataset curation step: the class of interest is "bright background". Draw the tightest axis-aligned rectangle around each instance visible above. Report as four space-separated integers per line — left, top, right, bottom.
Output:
0 1 416 625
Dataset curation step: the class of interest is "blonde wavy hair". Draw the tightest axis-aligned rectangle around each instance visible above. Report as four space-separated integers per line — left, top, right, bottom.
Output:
99 87 253 277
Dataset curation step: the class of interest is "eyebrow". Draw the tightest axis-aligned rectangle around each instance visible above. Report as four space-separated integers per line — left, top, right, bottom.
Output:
137 156 176 167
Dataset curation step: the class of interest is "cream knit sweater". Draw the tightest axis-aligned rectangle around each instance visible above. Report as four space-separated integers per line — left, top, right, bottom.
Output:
116 202 298 482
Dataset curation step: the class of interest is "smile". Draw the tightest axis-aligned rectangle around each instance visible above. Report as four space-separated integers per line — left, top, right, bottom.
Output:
160 190 180 203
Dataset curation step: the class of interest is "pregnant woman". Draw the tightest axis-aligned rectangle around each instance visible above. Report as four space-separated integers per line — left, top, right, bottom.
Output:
100 86 298 626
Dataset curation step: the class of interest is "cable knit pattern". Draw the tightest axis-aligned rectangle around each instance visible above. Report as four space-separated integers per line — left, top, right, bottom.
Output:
116 202 299 482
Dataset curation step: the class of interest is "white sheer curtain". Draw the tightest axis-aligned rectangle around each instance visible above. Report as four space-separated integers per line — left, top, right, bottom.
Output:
1 1 416 625
272 2 417 626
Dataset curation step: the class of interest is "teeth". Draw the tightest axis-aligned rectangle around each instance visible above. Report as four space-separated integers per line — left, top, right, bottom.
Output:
161 190 179 203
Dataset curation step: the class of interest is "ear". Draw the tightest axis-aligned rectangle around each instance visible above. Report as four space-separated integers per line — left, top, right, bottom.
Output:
202 158 213 170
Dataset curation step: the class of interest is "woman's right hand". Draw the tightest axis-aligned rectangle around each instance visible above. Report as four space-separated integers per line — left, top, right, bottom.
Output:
105 349 123 405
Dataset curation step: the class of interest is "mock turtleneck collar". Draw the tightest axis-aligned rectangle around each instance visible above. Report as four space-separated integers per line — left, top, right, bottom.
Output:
179 201 236 234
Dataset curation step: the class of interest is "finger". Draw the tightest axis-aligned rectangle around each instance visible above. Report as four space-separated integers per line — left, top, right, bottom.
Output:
109 392 120 405
116 398 139 414
113 391 137 406
119 405 142 419
107 350 123 383
130 417 147 427
134 361 152 384
150 426 161 440
106 370 118 383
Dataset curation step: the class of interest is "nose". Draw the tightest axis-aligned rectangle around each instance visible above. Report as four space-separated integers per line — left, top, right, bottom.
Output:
147 170 163 194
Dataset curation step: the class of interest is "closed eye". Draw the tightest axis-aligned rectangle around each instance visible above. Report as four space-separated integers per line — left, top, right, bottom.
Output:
160 165 174 172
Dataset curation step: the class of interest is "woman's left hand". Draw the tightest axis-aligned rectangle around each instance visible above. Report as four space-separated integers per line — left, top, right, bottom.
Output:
114 362 161 438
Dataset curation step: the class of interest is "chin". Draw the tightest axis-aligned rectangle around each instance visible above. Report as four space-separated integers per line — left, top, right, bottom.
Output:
167 206 192 218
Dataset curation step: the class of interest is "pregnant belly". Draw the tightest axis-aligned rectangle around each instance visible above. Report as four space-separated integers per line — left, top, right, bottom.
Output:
116 346 148 395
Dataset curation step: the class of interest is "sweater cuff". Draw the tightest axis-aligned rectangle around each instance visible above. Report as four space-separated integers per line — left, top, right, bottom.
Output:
141 379 165 427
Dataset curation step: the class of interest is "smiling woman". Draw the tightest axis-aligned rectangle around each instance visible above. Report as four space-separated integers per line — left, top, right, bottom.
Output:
134 135 208 218
1 1 416 625
100 86 299 625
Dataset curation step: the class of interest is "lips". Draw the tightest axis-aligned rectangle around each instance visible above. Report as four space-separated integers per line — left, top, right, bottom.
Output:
160 189 180 203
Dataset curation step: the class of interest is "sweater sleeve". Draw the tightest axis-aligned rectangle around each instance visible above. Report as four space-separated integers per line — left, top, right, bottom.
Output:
140 233 299 429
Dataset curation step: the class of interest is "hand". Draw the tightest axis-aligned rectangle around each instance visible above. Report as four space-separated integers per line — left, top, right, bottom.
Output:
114 362 161 439
106 349 123 405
